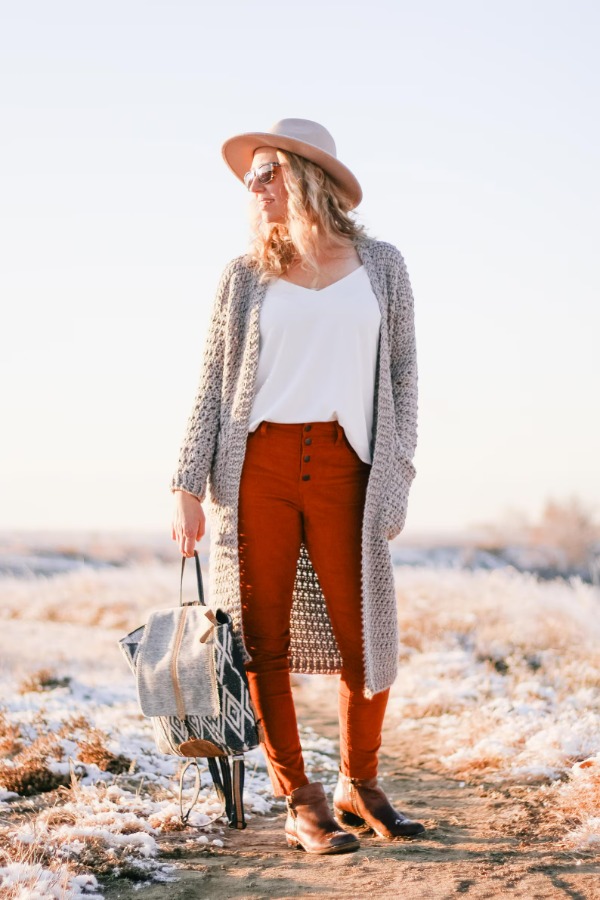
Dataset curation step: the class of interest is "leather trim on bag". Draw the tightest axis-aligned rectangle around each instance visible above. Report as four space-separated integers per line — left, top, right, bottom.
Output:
171 605 188 719
178 738 227 757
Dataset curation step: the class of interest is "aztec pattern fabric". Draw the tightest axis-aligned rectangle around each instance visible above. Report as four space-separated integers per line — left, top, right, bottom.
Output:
120 609 259 758
170 237 419 698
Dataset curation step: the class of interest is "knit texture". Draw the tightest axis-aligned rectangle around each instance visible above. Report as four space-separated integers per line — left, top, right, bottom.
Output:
170 236 418 697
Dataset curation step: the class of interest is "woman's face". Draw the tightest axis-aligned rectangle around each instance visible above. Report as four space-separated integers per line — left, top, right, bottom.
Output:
248 147 288 225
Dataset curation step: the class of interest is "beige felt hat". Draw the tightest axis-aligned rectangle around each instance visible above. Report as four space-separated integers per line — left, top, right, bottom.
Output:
221 118 362 208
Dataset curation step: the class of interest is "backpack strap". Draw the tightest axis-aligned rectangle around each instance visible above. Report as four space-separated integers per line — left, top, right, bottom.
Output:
230 755 247 830
208 757 229 819
179 551 205 606
213 756 248 830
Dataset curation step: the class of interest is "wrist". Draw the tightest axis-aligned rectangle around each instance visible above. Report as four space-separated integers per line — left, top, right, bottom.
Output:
175 489 201 503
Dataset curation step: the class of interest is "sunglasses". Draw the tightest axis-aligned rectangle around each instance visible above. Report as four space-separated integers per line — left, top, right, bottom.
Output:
243 161 281 191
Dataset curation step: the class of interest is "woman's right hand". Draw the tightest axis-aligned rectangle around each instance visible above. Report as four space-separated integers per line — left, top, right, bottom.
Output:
171 490 206 557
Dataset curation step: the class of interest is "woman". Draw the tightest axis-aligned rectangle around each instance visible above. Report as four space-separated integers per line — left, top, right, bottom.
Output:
171 119 424 854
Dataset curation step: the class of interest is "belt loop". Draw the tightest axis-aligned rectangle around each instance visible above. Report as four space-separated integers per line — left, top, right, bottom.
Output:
259 421 269 436
335 421 343 444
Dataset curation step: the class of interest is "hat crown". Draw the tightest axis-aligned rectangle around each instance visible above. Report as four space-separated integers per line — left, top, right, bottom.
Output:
268 118 337 159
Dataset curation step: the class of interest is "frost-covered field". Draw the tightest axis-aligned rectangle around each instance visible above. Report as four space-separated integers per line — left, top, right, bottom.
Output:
392 566 600 847
0 559 599 896
0 561 340 898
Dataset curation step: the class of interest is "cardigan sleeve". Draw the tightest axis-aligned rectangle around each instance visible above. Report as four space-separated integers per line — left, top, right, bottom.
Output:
169 259 238 502
388 248 419 472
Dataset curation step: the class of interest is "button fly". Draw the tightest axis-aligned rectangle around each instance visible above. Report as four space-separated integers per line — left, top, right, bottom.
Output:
304 424 312 431
302 474 310 481
303 455 310 462
304 437 312 445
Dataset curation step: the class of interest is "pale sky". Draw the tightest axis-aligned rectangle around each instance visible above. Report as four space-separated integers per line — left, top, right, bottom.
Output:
1 0 599 537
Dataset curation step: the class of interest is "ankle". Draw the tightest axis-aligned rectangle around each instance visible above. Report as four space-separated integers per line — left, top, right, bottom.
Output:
337 770 378 787
286 781 327 808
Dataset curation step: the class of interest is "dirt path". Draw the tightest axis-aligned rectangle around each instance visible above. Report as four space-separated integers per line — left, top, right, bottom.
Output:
103 678 600 900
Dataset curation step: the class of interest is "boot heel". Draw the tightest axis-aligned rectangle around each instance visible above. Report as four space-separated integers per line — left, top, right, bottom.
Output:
334 807 368 829
286 835 303 850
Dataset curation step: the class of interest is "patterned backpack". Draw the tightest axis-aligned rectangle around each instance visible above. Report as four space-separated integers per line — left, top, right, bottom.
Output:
119 551 259 828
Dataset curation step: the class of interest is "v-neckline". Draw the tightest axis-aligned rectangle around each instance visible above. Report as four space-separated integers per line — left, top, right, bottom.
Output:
278 264 365 293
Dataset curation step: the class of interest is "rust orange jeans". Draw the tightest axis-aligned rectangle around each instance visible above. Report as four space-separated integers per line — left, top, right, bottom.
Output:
238 420 390 797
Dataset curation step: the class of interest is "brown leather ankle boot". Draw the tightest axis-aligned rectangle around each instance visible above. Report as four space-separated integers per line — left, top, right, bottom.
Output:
333 772 425 839
285 782 360 854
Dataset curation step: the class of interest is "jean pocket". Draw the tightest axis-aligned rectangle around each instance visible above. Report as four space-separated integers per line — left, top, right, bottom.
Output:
338 433 371 471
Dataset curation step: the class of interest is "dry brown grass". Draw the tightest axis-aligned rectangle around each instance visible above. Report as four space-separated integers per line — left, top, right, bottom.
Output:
17 668 71 694
0 732 68 796
0 561 178 629
42 773 164 880
392 567 600 803
0 841 86 899
0 706 133 799
0 767 166 889
0 709 22 757
76 729 133 775
539 755 600 848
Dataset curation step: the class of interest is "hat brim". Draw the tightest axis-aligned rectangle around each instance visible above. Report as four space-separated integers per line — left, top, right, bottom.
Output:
221 131 362 209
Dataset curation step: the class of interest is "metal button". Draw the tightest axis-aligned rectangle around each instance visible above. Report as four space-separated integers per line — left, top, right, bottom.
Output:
303 455 310 462
304 424 312 431
302 474 310 481
304 437 312 445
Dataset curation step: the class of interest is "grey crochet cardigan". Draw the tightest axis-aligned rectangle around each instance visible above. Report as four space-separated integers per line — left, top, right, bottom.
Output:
170 236 418 697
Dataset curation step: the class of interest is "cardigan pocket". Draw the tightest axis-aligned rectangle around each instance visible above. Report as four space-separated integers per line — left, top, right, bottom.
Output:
208 425 230 507
380 433 416 540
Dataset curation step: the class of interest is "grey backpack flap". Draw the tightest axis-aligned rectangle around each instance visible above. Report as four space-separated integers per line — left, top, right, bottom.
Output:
118 551 259 829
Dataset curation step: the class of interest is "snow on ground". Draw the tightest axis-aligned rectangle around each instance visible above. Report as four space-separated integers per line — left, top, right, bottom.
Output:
389 565 600 847
1 560 599 896
0 562 275 897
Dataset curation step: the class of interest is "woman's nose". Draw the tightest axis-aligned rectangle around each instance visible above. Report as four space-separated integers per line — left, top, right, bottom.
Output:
248 173 265 193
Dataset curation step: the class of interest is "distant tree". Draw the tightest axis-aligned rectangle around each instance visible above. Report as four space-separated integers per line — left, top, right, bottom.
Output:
528 496 600 567
474 495 600 570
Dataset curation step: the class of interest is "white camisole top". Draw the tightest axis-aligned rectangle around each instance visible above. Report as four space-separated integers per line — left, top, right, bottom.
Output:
247 265 382 464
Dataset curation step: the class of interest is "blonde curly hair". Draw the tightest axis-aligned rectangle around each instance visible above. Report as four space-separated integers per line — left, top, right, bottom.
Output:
246 149 368 283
